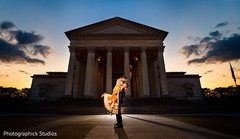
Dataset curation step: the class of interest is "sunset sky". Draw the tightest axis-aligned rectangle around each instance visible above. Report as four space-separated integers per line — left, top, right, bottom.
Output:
0 0 240 89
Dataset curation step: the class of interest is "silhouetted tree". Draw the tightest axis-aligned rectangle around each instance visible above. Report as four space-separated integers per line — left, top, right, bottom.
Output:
203 85 240 105
0 86 29 105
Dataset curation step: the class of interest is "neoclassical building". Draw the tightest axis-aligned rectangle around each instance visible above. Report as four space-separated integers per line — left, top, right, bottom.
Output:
30 17 204 101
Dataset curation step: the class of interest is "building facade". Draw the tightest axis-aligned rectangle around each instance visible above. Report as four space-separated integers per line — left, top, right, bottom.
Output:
30 72 66 100
29 17 204 101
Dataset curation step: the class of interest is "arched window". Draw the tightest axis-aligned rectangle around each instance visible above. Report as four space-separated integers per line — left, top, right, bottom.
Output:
184 83 194 98
38 83 50 99
39 87 47 97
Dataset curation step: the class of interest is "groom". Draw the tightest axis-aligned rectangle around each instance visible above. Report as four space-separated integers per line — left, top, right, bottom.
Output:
115 82 128 128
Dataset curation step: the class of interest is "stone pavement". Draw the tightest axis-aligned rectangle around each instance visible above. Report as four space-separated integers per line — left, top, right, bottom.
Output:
84 114 237 139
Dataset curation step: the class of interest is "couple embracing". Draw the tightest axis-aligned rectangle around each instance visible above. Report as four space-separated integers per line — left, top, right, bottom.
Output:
101 75 129 128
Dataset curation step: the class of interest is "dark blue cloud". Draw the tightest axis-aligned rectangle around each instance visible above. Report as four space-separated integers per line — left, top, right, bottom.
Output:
186 34 240 65
214 22 228 28
0 21 15 29
180 45 200 58
187 36 201 42
209 31 221 38
0 38 45 64
32 45 52 58
180 21 240 65
13 31 43 44
0 21 54 65
200 37 212 43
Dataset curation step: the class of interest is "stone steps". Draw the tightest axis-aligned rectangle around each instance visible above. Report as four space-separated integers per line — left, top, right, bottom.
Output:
1 98 240 114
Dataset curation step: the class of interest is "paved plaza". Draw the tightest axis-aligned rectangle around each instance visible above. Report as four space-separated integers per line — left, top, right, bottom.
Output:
84 114 237 139
3 114 237 139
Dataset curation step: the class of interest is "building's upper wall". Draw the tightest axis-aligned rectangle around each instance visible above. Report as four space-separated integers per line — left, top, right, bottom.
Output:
167 77 203 99
30 78 66 100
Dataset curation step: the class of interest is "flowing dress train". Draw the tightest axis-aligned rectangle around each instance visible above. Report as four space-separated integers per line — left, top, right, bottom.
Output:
103 80 122 114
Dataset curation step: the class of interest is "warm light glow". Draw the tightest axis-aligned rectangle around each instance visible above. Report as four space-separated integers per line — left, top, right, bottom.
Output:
97 56 102 62
0 52 69 89
130 65 133 78
134 57 139 61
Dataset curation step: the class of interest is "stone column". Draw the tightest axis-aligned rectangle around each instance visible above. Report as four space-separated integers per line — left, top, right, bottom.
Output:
92 60 98 98
79 60 86 98
124 47 131 97
84 46 96 97
73 60 80 98
157 44 169 96
153 60 161 97
140 46 150 97
106 46 113 93
64 46 76 97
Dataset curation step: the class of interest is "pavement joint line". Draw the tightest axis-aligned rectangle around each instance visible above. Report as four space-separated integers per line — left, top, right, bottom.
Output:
153 113 240 117
84 114 238 139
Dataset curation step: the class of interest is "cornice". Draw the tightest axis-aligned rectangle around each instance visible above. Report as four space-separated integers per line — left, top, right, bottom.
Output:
70 39 163 47
167 75 201 78
31 75 67 78
69 34 164 40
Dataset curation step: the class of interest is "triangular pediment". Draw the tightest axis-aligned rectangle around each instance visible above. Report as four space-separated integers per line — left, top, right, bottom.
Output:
65 17 168 40
87 25 144 34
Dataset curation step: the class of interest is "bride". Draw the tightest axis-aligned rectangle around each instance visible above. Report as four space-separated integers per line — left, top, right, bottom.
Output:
101 75 128 115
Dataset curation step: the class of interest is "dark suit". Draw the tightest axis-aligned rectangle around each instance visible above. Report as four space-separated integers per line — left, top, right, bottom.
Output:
116 88 125 125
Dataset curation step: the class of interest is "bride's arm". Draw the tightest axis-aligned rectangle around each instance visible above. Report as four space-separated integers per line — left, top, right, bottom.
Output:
117 79 123 86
